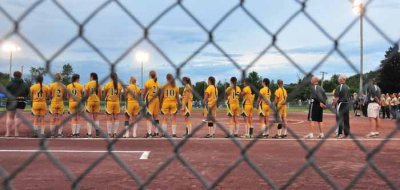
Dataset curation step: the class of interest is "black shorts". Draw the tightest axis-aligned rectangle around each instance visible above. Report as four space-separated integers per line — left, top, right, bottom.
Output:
6 101 26 111
308 100 323 122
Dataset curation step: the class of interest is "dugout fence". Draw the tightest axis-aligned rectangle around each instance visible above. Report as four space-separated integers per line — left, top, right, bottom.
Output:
0 0 399 189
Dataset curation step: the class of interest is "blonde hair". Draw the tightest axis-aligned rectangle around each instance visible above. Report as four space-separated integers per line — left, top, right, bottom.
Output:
55 73 63 82
130 76 137 84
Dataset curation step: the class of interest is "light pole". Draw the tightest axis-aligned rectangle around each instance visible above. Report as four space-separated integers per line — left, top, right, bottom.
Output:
353 0 364 94
320 71 327 89
135 51 149 88
2 42 21 81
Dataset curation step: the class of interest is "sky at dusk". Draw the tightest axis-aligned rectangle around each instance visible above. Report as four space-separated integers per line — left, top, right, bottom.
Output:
0 0 399 87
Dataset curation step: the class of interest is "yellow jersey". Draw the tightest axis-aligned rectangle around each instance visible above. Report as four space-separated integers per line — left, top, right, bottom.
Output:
242 86 254 105
226 86 241 105
49 82 65 103
126 84 141 103
145 79 160 100
67 83 83 102
182 84 193 103
259 87 271 106
30 83 49 102
162 84 179 103
85 80 102 102
205 85 218 106
275 87 288 106
104 81 122 102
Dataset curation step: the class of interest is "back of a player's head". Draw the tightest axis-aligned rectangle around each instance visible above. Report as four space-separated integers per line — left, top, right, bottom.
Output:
13 71 22 79
182 76 191 86
130 76 137 84
277 79 283 87
149 70 157 82
110 73 118 89
90 72 98 80
166 73 175 86
55 73 63 82
208 76 215 85
36 75 43 84
263 78 270 86
243 78 249 86
72 74 80 83
230 77 237 85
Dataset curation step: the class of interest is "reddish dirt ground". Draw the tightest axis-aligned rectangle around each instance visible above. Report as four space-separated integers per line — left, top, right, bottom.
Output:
0 111 399 189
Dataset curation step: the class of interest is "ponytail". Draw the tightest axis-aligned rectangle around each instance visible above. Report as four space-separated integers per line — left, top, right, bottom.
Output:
149 70 157 82
111 73 118 91
90 72 99 94
230 77 237 94
71 74 80 88
36 75 44 92
166 73 175 87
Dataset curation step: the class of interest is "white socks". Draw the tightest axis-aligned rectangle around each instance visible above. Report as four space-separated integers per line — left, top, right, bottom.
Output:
133 124 138 137
71 124 76 134
147 121 152 134
41 126 45 135
107 122 112 134
76 124 81 134
114 122 119 134
58 126 63 135
172 125 177 135
87 123 92 135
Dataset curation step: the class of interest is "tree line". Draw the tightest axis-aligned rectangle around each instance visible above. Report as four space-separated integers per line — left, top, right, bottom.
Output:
1 45 399 100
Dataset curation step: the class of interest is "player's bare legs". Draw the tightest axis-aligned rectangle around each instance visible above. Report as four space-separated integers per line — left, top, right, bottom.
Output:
5 111 15 137
112 114 119 138
172 113 177 137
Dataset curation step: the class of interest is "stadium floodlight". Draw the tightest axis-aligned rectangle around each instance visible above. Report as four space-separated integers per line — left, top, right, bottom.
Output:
135 51 149 88
352 0 364 94
2 42 21 81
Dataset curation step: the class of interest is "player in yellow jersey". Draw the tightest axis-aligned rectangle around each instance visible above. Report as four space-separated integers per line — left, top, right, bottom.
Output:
85 72 102 138
160 74 180 137
143 70 161 138
203 76 218 138
124 76 141 138
273 79 288 138
48 73 66 137
30 75 49 137
104 73 123 138
67 74 84 137
258 78 271 138
181 76 193 137
241 79 255 138
225 77 241 138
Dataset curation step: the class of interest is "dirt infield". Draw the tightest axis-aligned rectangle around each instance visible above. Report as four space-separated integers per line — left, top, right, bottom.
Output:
0 111 399 189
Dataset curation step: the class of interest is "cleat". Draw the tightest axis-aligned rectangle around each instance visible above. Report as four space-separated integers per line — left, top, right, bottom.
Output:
172 134 177 138
144 133 152 138
108 133 112 138
317 134 325 139
366 132 378 138
263 134 269 138
272 134 281 139
233 134 239 138
204 134 211 138
113 133 117 138
86 134 93 138
225 135 231 138
304 133 314 139
240 134 249 138
281 134 287 138
95 130 100 137
76 133 80 138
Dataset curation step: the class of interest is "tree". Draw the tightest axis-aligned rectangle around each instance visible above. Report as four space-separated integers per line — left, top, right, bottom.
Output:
378 44 400 93
25 67 46 86
0 72 10 86
246 71 262 90
61 64 73 85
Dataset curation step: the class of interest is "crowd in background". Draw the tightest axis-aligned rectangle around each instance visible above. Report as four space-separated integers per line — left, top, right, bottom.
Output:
353 92 400 120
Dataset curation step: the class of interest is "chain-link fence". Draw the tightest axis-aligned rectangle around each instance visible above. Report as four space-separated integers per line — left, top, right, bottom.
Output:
0 0 399 189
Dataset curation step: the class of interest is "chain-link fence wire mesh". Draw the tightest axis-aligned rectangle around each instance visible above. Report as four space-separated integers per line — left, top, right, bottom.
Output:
0 0 400 189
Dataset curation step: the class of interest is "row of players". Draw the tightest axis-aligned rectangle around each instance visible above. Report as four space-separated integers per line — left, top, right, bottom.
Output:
11 70 288 138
